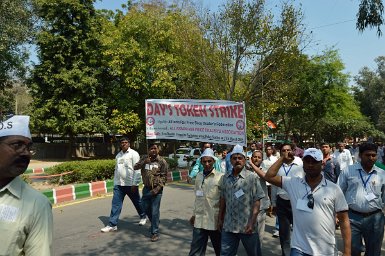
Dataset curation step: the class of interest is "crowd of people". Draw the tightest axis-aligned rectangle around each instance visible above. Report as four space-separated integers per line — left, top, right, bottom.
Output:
1 115 385 255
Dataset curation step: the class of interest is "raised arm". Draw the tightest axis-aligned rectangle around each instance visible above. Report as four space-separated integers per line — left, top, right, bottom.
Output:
264 157 284 187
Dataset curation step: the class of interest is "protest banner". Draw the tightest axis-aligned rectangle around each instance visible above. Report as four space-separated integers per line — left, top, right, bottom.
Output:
145 99 246 146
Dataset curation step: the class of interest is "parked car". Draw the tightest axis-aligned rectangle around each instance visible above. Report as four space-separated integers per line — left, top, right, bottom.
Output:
168 147 201 168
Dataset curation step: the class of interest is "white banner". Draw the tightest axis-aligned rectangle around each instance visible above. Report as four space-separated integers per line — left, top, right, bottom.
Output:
145 99 246 146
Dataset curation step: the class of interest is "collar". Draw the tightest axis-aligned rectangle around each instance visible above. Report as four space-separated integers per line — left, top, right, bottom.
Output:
355 162 380 174
121 147 131 154
226 167 248 178
0 176 22 199
300 174 328 188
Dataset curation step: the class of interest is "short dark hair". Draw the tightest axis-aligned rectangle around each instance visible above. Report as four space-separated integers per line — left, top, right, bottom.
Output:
359 143 377 154
320 142 331 147
120 137 130 143
280 143 292 151
148 142 158 149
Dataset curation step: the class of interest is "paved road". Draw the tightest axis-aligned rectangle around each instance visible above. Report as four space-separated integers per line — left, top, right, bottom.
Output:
53 182 385 256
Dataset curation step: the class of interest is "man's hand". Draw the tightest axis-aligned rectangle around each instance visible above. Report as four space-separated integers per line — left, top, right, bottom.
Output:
217 219 223 231
189 216 195 226
143 157 151 164
282 151 295 162
244 220 254 234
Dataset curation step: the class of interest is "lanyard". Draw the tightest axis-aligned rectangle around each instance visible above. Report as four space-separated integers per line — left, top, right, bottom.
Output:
283 163 294 176
302 179 325 199
359 170 374 189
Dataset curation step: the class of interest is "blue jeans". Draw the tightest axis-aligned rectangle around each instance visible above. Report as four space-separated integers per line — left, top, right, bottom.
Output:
277 196 293 256
220 231 261 256
141 186 163 235
349 210 385 256
290 248 311 256
189 227 221 256
108 185 145 227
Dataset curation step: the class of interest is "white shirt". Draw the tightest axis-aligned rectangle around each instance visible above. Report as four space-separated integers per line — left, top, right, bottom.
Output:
271 157 304 206
282 176 348 255
261 155 278 172
114 148 141 186
332 149 353 171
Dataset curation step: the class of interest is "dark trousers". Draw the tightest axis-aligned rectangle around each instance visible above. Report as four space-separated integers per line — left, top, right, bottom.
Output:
220 231 261 256
276 196 293 256
189 227 221 256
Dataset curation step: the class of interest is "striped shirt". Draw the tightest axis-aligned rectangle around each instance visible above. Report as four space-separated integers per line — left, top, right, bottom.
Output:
338 163 385 212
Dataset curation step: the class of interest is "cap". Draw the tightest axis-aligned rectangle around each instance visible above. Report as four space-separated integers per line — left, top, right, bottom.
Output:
200 148 215 160
231 144 246 158
0 115 31 139
303 148 323 162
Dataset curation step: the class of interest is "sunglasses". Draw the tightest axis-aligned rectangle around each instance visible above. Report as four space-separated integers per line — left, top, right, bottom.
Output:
307 194 314 209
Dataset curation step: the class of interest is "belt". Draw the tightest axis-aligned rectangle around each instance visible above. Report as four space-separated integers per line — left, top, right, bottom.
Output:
349 209 382 217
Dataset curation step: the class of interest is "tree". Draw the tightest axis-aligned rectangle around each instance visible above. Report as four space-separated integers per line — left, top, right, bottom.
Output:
99 2 212 135
353 56 385 133
0 0 35 89
30 0 109 158
357 0 384 36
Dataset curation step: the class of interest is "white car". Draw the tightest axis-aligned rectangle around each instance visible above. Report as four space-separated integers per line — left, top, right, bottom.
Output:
169 147 201 168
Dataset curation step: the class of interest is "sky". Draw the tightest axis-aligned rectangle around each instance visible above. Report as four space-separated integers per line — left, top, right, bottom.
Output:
95 0 385 83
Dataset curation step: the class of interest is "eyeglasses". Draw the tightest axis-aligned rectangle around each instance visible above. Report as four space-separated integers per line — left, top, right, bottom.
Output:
307 194 314 209
2 141 33 153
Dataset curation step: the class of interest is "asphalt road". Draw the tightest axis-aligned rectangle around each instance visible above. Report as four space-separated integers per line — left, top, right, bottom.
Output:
53 182 385 256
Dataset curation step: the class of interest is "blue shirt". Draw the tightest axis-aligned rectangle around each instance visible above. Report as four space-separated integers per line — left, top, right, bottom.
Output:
338 163 385 212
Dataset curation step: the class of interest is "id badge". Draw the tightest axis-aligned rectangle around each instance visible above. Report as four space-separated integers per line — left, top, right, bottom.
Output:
365 192 376 201
296 199 313 213
234 189 245 199
196 190 204 197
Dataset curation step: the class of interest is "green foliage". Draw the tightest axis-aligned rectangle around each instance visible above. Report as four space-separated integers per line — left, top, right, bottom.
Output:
29 0 109 138
45 159 115 184
0 0 35 88
164 157 178 170
108 109 141 135
353 56 385 133
357 0 384 36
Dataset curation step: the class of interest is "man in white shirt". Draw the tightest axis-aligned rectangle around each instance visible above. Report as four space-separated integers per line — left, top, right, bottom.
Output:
333 142 353 171
101 137 146 232
270 143 304 256
266 148 351 256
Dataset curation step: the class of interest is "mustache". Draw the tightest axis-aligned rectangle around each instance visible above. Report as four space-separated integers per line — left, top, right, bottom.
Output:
14 156 30 165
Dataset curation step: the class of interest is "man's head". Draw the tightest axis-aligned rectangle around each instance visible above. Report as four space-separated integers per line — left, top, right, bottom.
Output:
249 142 257 151
201 142 212 151
200 148 215 172
221 150 228 159
302 148 323 178
230 144 246 171
359 143 377 171
337 142 345 152
320 142 332 157
148 143 159 159
265 145 273 157
0 116 32 182
120 137 130 152
251 150 263 167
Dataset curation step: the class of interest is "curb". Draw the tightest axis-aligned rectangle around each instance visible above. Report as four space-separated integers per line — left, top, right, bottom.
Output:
41 170 189 205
